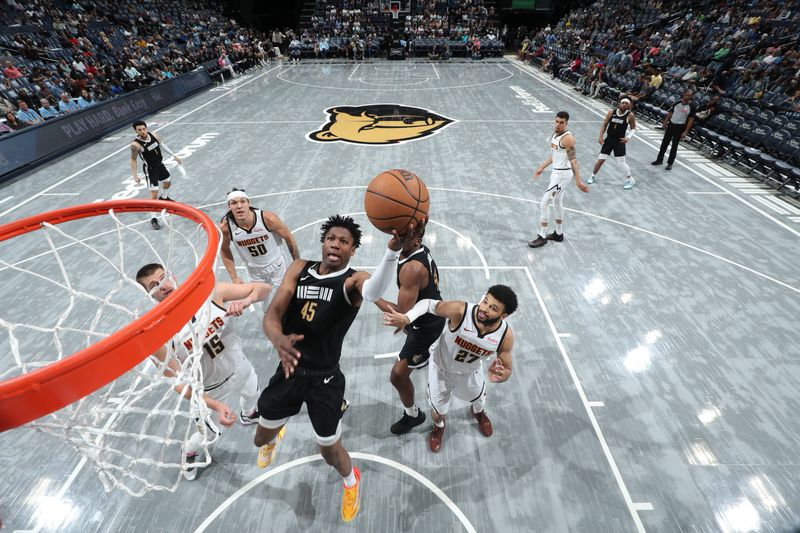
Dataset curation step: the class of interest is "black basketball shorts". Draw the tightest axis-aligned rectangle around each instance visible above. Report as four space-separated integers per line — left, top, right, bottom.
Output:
257 365 346 440
144 162 171 188
399 322 444 369
600 137 626 158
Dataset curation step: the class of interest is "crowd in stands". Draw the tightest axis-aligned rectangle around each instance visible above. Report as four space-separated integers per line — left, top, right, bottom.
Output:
518 0 800 192
0 0 275 135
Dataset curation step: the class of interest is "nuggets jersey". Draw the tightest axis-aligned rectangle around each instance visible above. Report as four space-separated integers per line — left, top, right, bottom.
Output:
281 261 359 370
397 245 444 330
173 302 244 389
225 208 285 276
432 303 508 375
550 130 572 170
606 110 630 139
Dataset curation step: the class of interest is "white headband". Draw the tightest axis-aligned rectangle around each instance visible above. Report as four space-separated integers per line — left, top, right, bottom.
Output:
227 190 248 201
620 98 631 104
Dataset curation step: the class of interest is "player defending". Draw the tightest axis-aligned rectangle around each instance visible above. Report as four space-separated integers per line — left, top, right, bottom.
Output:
587 98 637 189
529 111 589 248
255 215 420 522
383 285 517 452
375 225 445 435
220 188 300 292
136 263 269 480
130 120 182 230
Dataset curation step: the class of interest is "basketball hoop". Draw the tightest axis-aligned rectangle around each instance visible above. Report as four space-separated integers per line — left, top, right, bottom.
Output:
390 0 400 20
0 199 221 495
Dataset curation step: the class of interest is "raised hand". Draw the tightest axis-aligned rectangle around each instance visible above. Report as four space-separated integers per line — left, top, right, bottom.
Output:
488 358 506 383
225 299 248 316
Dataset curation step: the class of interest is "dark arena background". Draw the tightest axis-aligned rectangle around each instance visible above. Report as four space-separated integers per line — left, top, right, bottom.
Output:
1 1 800 532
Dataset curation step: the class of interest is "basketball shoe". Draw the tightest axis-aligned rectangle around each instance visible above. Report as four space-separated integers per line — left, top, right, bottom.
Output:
239 409 259 425
429 422 445 452
257 427 286 468
390 410 426 435
472 409 493 437
341 467 362 522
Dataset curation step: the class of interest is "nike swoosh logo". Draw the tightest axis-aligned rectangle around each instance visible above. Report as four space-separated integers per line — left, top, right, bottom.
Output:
412 325 420 330
323 375 333 384
300 275 310 281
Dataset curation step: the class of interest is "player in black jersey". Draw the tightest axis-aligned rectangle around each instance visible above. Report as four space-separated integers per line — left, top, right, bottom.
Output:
586 98 637 189
130 120 182 230
254 215 420 523
375 225 445 435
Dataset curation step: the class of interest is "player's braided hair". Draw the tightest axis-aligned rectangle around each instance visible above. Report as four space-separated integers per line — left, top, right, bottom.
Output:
487 285 518 315
320 215 362 248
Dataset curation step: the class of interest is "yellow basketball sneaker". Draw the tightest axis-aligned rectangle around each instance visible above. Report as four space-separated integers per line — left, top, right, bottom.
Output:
257 427 286 468
341 466 361 523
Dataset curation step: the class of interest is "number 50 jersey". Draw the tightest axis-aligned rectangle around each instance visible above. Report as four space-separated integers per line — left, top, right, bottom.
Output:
432 303 508 375
225 208 285 275
281 261 360 370
173 302 245 389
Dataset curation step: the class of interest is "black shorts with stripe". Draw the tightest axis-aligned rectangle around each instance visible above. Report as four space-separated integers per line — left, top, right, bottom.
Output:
257 364 346 439
600 137 626 157
144 162 170 187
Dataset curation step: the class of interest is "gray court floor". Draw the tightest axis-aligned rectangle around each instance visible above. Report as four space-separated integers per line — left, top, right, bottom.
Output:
1 57 800 533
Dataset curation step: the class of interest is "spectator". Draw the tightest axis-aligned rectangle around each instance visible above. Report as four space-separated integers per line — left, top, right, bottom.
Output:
15 100 43 126
218 52 237 77
38 98 60 120
4 111 24 131
58 93 79 114
3 61 24 79
76 89 96 108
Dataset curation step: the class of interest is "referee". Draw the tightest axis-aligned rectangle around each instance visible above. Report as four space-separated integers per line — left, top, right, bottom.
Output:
651 90 696 170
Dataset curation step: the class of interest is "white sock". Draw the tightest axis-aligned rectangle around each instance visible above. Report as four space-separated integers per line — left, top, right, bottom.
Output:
538 226 548 238
472 405 484 414
434 419 445 428
342 468 357 487
555 222 563 234
590 173 596 180
404 405 419 417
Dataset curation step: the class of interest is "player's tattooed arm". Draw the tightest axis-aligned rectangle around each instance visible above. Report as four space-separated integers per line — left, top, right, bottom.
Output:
566 145 577 161
130 143 140 182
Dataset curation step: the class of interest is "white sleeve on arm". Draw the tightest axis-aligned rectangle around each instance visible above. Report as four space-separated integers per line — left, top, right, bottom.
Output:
361 247 401 302
160 143 176 156
404 298 439 323
625 128 636 139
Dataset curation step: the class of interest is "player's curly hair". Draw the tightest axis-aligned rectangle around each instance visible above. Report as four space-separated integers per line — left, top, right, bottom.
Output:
320 215 362 248
487 285 518 315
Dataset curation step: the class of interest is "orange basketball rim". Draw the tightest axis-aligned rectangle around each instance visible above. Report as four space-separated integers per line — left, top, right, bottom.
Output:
0 200 219 431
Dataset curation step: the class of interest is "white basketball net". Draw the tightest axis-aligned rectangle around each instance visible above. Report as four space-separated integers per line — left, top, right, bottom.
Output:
0 207 219 496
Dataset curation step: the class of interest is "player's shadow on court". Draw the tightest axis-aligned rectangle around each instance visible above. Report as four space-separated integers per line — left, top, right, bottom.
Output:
342 399 405 441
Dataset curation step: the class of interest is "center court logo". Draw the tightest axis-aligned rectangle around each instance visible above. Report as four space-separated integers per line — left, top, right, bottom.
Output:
307 104 454 145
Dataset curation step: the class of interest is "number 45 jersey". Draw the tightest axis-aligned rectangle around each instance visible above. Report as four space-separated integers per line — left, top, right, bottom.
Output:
433 303 508 375
173 302 246 390
281 261 360 370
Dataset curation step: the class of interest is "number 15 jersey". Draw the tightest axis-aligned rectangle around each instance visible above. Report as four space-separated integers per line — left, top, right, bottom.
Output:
432 303 508 375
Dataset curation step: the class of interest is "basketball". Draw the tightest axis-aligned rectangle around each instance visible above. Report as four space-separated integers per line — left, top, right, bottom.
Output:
364 169 430 235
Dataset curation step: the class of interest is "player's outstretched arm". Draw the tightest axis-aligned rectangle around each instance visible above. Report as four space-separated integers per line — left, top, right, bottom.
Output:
148 345 237 427
263 211 300 261
383 299 466 333
219 220 242 283
534 156 552 178
356 223 423 304
374 260 426 313
215 281 271 316
488 327 514 383
152 131 181 165
263 259 306 378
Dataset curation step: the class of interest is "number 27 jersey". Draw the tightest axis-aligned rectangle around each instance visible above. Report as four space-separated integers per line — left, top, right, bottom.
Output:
432 303 508 375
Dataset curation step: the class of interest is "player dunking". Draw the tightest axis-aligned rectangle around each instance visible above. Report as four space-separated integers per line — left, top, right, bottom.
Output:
136 263 269 480
130 120 182 230
220 188 300 291
529 111 589 248
254 215 419 522
383 285 517 452
375 224 445 435
587 98 637 189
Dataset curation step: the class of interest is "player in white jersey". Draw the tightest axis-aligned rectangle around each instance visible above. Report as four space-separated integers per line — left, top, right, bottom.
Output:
220 188 300 291
136 263 270 480
529 111 589 248
383 285 517 453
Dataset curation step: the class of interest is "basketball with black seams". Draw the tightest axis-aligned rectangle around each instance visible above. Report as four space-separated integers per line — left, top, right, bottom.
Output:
364 169 430 235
